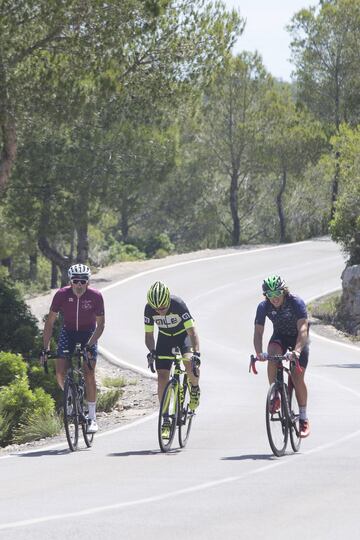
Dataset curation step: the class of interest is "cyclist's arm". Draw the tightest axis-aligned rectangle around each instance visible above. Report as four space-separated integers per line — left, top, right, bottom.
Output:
186 326 200 353
253 324 264 356
145 331 155 352
43 310 58 350
86 315 105 348
294 318 308 356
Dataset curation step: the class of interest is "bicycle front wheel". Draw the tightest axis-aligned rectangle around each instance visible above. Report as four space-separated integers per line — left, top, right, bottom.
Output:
289 386 301 452
80 393 94 448
63 379 79 451
178 379 194 448
158 380 179 452
266 383 288 457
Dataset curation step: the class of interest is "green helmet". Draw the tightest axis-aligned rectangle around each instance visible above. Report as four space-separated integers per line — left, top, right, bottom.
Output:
262 275 286 295
147 281 170 309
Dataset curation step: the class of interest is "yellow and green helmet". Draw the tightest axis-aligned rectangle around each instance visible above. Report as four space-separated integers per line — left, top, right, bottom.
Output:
147 281 170 309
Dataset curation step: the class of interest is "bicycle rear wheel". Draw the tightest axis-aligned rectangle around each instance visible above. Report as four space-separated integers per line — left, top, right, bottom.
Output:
63 379 79 451
178 378 194 448
266 383 288 457
158 380 179 452
289 385 301 452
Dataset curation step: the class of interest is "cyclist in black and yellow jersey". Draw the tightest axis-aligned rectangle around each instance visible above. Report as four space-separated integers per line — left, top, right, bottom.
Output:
144 281 201 418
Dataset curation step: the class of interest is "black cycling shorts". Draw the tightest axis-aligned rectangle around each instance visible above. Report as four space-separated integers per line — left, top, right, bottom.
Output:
269 333 309 369
155 331 192 371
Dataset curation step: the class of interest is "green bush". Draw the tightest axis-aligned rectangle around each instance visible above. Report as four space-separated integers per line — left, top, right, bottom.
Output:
96 388 121 412
143 233 175 258
330 188 360 265
12 411 61 444
0 274 39 356
108 241 146 263
28 362 63 409
0 351 27 386
0 377 55 446
308 292 341 324
102 375 126 388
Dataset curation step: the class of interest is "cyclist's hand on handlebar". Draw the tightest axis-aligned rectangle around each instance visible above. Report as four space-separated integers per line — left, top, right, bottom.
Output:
83 344 93 360
39 349 50 373
147 350 156 373
285 350 299 361
257 352 268 361
191 352 201 377
286 350 303 373
39 349 50 365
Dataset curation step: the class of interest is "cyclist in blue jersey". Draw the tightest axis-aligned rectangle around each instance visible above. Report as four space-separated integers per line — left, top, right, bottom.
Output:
253 275 310 438
144 281 201 433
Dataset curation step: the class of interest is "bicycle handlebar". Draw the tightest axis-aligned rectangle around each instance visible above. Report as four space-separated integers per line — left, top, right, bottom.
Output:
249 353 303 375
40 347 93 373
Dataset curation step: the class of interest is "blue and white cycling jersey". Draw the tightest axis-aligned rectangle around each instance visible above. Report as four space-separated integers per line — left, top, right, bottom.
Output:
254 294 307 337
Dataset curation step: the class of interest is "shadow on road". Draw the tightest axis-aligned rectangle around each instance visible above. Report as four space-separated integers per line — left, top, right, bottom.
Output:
16 448 71 457
221 454 275 461
108 449 180 457
320 364 360 369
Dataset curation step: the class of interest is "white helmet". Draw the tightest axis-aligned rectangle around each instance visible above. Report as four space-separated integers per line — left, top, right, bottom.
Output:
68 264 91 280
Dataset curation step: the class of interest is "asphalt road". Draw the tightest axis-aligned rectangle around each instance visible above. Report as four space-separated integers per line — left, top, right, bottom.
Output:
1 238 360 540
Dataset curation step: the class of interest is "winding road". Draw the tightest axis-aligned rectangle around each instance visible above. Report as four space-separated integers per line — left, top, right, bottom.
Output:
1 238 359 539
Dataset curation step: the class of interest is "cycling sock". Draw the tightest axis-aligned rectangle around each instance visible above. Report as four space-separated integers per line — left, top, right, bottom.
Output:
88 401 96 420
299 406 307 420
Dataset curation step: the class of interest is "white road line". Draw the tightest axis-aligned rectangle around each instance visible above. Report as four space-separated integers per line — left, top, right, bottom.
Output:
1 428 360 531
0 413 158 461
100 241 312 293
1 242 353 528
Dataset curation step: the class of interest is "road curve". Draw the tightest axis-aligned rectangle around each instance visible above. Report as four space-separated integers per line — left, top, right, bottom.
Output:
1 239 360 540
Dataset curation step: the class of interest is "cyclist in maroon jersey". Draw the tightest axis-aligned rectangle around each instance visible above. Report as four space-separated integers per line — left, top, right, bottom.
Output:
41 264 105 433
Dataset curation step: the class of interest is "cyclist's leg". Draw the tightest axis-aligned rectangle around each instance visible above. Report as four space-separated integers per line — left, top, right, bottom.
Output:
55 327 72 389
291 345 310 436
181 335 200 409
80 331 98 403
267 334 285 384
155 333 174 402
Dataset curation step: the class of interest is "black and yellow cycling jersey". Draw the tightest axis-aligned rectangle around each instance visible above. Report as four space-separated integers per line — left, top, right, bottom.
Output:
144 295 195 337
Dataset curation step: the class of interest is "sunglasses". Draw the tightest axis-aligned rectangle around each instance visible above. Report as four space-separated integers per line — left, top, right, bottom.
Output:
266 290 283 298
71 279 88 285
155 305 169 312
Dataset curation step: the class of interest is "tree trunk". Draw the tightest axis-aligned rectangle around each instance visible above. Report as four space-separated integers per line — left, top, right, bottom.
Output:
51 261 58 289
0 56 17 193
76 222 89 263
38 234 70 286
38 198 70 285
230 172 240 245
330 151 340 219
277 169 287 243
76 192 89 262
1 257 12 275
120 201 129 243
29 253 37 282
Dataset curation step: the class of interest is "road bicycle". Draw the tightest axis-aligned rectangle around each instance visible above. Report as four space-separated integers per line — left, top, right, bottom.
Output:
42 344 95 451
149 347 198 453
249 353 302 457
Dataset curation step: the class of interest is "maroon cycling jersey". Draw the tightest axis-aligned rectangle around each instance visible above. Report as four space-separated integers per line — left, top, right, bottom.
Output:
50 286 105 331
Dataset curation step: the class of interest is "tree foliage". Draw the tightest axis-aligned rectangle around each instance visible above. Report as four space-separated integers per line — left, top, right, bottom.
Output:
329 124 360 264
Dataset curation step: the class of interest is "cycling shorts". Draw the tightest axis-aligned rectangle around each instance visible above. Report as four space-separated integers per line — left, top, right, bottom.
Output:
269 333 309 369
57 328 98 360
155 331 192 371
